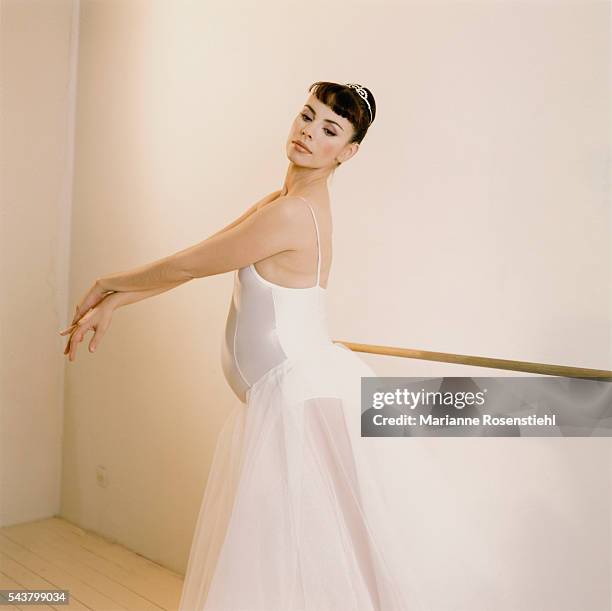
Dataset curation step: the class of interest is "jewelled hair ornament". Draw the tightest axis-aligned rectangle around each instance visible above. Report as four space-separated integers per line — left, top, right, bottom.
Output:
345 83 373 124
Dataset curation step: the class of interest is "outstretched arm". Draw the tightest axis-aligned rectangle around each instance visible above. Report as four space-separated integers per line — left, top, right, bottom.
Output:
79 192 282 311
108 279 189 309
96 195 308 293
62 278 191 336
63 191 288 327
208 189 282 239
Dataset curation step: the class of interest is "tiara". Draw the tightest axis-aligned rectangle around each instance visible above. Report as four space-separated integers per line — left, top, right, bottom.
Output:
345 83 373 124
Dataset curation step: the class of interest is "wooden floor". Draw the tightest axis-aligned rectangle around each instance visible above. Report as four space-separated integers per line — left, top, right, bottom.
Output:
0 517 184 610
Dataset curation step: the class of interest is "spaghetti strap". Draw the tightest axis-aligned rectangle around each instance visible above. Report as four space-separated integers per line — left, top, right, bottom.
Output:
296 196 321 287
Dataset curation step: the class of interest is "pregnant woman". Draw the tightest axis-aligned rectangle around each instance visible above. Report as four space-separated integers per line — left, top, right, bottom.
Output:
60 82 421 610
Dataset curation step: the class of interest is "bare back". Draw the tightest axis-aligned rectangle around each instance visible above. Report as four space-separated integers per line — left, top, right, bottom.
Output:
252 193 333 290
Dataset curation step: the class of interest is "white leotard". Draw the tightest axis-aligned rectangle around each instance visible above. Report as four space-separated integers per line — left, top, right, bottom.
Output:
221 196 332 403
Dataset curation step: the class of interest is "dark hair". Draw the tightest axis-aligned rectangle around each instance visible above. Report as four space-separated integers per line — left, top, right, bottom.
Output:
307 81 376 145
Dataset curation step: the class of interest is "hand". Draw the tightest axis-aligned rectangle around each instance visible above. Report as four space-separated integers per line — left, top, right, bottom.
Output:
59 294 116 362
69 280 115 327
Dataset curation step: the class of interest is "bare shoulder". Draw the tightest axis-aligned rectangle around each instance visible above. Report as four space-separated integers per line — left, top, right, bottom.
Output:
253 189 283 212
254 196 320 249
260 194 315 222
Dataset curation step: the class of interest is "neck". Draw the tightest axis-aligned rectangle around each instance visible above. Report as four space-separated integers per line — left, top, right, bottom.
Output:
280 162 333 198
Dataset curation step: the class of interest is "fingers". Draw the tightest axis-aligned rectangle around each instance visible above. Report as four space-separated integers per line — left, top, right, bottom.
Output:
68 328 84 362
66 329 78 361
61 302 94 333
59 322 78 336
69 284 107 328
60 305 89 335
65 314 93 362
69 304 81 327
70 305 88 327
64 331 74 358
89 325 106 353
61 305 111 361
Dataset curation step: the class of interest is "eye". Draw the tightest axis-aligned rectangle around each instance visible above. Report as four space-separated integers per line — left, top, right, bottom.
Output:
300 113 336 137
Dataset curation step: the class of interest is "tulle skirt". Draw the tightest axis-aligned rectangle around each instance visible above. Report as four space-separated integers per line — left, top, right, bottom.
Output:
178 342 425 611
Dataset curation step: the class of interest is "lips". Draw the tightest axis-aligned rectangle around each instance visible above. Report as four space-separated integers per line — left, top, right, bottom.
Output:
293 140 312 153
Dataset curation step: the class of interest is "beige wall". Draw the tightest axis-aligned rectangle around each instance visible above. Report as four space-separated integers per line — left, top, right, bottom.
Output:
1 0 78 523
1 1 610 609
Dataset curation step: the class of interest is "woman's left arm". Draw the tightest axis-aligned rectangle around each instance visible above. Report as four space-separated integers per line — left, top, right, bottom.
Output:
96 195 309 293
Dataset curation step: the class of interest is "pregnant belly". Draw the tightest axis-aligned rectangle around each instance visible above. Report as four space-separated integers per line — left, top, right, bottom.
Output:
221 299 287 403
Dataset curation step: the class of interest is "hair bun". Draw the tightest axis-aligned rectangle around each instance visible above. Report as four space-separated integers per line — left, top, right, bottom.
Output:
344 83 373 124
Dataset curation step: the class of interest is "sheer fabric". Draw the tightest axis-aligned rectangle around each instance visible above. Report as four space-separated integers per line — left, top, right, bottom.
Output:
178 197 424 610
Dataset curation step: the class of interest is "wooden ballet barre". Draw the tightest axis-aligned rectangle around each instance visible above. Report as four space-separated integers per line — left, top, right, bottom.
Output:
333 341 612 381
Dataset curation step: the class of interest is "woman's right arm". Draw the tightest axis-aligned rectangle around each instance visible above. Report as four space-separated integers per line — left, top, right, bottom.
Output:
104 190 283 308
106 279 189 311
97 190 283 310
208 189 282 238
95 190 296 293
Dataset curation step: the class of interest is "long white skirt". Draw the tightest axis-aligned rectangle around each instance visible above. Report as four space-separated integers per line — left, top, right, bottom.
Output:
178 343 425 611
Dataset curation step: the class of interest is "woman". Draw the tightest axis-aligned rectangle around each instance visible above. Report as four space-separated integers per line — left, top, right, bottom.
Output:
60 82 422 610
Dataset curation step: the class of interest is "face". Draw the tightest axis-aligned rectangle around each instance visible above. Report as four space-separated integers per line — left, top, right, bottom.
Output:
286 95 359 168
